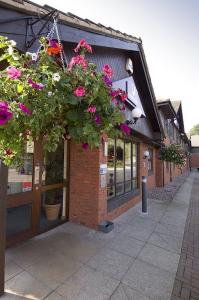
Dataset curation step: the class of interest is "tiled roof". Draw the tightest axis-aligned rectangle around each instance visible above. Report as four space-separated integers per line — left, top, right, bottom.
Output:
0 0 141 44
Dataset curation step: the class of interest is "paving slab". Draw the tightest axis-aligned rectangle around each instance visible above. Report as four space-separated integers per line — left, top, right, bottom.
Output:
86 248 134 280
110 283 149 300
122 259 175 300
106 233 145 258
138 243 180 274
56 266 119 300
5 271 52 300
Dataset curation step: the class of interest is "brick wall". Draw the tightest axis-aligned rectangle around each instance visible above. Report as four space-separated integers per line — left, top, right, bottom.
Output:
191 153 199 168
69 140 107 229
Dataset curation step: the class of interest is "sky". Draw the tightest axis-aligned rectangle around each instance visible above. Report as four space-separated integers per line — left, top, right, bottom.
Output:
33 0 199 132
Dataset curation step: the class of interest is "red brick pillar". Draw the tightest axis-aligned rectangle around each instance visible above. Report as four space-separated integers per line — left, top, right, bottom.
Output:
69 140 107 229
155 148 164 187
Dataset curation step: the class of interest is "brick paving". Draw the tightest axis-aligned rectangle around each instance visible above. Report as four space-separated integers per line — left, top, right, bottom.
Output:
148 172 189 201
171 171 199 300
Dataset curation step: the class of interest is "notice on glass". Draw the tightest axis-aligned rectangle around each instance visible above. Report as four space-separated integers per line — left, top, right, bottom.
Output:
34 166 40 184
100 174 107 188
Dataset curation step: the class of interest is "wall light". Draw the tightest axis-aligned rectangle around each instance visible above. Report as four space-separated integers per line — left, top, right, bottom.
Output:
126 107 142 125
143 150 150 159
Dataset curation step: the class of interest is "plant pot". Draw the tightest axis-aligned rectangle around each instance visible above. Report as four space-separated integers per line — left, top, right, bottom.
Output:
44 203 61 221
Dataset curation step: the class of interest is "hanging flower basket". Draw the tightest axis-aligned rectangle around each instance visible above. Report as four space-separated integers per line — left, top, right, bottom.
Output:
159 144 186 167
0 21 131 166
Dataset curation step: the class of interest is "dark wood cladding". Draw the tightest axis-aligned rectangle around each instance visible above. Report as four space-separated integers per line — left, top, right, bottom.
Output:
0 6 139 53
64 43 129 81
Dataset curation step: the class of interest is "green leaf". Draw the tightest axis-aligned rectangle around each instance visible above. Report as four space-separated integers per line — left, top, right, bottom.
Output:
66 110 79 121
65 95 78 105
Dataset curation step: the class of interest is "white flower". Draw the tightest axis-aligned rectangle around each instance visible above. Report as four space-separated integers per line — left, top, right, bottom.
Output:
8 46 13 55
31 53 38 61
25 52 38 61
52 73 60 82
48 91 53 97
10 40 16 46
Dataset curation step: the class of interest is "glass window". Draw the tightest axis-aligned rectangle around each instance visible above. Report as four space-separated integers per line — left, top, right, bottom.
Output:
107 139 138 199
116 139 124 196
7 143 34 195
40 188 63 231
6 204 32 236
148 149 153 173
42 142 64 186
107 139 115 199
132 143 138 188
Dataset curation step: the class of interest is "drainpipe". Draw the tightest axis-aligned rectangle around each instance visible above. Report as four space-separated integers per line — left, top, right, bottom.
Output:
0 161 8 296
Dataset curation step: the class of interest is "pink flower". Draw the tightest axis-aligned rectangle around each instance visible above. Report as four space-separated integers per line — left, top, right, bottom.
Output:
94 114 102 125
6 66 21 79
82 142 89 150
28 79 44 90
87 105 96 113
0 101 13 125
19 103 32 115
68 55 88 70
74 86 85 97
102 64 113 78
110 89 127 102
74 39 92 53
120 123 131 135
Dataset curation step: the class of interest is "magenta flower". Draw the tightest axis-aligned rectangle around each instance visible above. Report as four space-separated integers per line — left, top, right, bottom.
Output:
74 86 85 97
5 148 13 156
120 123 131 135
110 88 127 102
87 105 97 113
68 55 88 70
94 114 102 125
103 76 112 87
19 103 32 115
48 39 58 47
74 39 92 53
0 101 13 125
82 142 89 150
7 66 21 79
28 79 44 90
102 64 113 78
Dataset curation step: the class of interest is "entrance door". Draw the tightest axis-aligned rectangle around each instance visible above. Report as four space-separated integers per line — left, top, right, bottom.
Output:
6 139 69 247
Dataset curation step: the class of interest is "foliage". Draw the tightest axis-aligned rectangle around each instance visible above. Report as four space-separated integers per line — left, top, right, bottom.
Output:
190 124 199 135
0 36 129 166
159 144 186 167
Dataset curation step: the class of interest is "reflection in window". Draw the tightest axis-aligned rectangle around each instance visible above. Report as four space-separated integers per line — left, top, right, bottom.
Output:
107 139 115 199
116 139 124 195
6 204 32 236
107 139 138 199
42 142 64 185
147 149 153 173
7 151 33 195
40 188 63 231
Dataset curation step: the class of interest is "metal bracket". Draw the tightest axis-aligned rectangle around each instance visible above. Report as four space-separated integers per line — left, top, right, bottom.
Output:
26 10 58 49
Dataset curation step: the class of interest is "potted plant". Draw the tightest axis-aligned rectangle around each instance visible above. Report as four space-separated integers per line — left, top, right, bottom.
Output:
44 190 61 221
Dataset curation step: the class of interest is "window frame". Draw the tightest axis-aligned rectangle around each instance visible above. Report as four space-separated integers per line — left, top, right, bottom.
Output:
107 138 139 200
147 148 153 175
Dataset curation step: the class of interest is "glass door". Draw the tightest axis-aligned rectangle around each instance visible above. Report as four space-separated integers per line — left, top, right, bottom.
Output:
6 141 37 246
6 139 69 247
40 140 69 232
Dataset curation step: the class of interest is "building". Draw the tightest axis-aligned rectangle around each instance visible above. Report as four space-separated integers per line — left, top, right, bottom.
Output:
190 135 199 169
0 0 189 247
156 99 190 186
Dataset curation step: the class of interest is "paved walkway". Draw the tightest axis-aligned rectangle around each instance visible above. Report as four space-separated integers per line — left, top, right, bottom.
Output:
171 171 199 300
2 172 196 300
